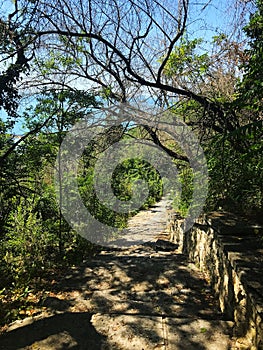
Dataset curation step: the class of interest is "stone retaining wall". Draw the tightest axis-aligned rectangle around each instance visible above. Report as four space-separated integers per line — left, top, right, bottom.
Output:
167 209 263 350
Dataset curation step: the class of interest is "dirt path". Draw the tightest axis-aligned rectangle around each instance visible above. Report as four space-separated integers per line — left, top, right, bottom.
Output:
0 200 235 349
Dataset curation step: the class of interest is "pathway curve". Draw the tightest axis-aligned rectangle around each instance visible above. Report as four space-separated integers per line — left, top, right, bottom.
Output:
0 199 235 350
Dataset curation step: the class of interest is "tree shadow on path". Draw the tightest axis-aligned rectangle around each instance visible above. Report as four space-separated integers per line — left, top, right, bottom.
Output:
0 312 109 350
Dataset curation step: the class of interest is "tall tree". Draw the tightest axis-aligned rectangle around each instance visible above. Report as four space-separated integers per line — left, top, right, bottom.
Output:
1 0 245 133
238 0 263 113
0 0 36 116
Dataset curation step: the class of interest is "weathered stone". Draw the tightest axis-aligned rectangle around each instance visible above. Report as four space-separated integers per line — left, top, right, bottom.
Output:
167 209 263 349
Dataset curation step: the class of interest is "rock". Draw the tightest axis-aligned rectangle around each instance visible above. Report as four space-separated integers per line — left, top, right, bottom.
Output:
155 239 179 251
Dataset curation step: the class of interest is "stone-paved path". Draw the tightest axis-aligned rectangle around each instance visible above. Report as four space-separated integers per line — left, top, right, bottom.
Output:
0 200 234 349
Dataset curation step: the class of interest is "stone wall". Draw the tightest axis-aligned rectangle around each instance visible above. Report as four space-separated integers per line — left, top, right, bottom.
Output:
167 209 263 350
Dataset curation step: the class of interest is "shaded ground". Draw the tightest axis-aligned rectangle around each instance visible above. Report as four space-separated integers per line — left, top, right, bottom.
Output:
0 200 235 349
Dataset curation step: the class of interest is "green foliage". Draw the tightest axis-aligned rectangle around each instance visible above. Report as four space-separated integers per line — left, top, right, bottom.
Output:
23 89 99 133
78 149 163 231
112 158 163 208
162 37 210 81
3 197 54 286
162 19 263 218
208 0 263 217
171 163 194 218
36 50 83 76
238 0 263 111
205 127 263 215
78 167 129 230
0 17 30 116
211 33 227 44
0 89 104 327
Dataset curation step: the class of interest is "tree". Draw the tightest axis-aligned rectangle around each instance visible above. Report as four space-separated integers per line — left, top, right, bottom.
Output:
0 0 261 216
0 1 36 116
1 0 243 133
238 0 263 112
23 88 99 252
0 0 256 160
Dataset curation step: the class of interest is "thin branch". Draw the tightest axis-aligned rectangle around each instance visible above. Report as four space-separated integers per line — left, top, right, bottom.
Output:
142 124 189 162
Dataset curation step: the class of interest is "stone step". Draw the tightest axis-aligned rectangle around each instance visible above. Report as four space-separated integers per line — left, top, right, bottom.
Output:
0 312 234 350
92 313 234 350
81 289 223 320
